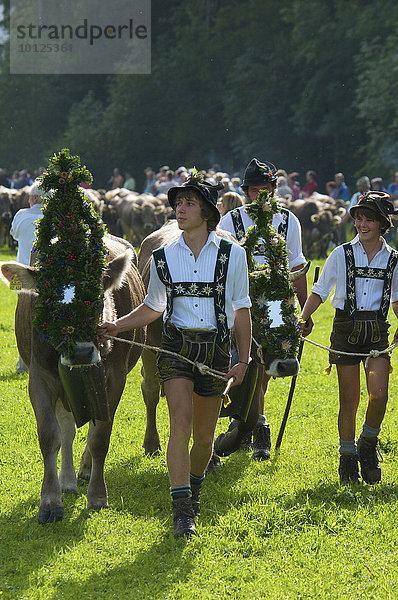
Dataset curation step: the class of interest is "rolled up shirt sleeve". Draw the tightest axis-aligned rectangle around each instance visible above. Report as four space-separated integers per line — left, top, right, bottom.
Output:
143 257 167 313
311 248 339 302
390 259 398 304
230 245 252 310
286 212 306 269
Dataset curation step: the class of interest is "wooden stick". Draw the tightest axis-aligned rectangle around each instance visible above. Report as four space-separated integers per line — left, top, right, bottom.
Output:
275 265 320 452
221 377 235 399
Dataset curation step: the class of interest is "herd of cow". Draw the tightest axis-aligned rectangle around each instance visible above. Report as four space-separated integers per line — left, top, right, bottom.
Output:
0 185 347 259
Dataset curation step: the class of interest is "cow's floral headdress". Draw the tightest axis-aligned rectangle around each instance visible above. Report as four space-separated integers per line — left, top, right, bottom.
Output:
33 148 107 358
243 190 300 360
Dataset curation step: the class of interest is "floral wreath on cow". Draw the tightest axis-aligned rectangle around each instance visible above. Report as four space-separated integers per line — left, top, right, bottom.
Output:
33 148 108 359
243 189 300 361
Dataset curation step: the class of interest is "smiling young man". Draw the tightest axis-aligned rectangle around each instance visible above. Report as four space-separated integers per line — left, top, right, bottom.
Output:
98 175 251 538
300 191 398 485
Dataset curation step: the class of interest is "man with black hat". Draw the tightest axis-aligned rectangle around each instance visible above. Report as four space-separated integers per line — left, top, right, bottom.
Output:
98 173 252 538
300 191 398 484
218 157 312 460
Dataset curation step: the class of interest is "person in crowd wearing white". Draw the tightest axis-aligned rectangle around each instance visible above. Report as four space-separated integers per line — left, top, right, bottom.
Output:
10 180 53 373
300 191 398 484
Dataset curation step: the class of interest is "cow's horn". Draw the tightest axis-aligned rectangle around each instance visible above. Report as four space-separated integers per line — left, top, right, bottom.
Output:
289 261 311 282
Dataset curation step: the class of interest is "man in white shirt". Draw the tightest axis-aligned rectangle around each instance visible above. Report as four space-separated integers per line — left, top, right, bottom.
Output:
10 180 53 373
218 157 312 460
98 175 252 538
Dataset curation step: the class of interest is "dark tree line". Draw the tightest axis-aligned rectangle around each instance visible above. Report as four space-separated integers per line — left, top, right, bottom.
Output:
0 0 397 189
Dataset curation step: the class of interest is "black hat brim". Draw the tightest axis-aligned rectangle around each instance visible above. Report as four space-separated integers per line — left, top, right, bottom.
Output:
167 184 221 224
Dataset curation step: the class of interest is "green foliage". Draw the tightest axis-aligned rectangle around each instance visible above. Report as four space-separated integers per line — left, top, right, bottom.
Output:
1 0 398 186
33 149 107 358
244 190 299 359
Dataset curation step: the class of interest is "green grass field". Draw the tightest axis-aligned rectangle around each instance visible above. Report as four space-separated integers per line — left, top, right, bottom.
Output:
1 245 398 599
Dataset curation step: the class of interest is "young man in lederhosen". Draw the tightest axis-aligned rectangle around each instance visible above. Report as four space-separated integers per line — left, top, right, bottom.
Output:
300 191 398 484
98 176 251 538
218 157 312 459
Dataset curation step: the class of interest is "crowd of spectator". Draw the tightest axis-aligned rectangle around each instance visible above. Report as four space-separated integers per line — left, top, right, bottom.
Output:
3 163 398 216
0 168 46 189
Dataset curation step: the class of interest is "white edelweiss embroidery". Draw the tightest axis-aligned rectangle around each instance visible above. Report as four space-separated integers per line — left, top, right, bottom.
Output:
219 254 228 264
217 314 226 322
202 285 212 295
175 284 185 294
368 269 375 277
281 340 291 351
216 283 224 294
256 294 268 308
348 292 355 300
157 259 165 269
189 283 198 294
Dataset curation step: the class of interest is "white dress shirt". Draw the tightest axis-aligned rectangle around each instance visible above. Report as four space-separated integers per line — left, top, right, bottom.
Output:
10 204 44 265
312 236 398 310
219 205 306 269
144 231 251 330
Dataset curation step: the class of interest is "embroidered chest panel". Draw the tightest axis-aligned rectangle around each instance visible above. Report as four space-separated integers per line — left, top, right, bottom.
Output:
343 243 398 318
153 239 233 342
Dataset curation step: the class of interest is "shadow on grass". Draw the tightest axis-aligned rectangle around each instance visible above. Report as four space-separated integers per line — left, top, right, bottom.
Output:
37 534 192 600
281 479 398 510
0 493 89 594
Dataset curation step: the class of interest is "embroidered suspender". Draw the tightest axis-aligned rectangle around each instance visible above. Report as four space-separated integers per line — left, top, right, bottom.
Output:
230 207 289 251
153 239 233 342
343 243 398 319
278 208 289 239
230 209 246 242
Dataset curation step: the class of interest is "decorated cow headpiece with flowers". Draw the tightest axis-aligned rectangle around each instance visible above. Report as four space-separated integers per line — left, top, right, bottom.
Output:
33 148 107 359
243 190 300 361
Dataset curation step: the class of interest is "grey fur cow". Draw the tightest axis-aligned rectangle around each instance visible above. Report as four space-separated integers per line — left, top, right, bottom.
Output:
1 234 146 523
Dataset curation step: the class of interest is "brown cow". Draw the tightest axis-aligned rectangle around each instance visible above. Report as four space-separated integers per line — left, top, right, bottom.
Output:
0 234 146 523
116 193 169 246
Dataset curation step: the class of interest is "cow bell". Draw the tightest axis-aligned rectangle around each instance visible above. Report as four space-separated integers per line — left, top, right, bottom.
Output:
58 342 109 428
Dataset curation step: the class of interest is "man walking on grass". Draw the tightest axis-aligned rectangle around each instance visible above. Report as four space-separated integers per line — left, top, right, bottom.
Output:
98 173 252 538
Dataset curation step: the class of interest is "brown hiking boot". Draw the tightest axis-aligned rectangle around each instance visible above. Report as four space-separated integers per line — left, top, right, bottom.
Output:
252 422 271 460
191 482 202 517
339 454 359 485
357 435 381 484
172 497 197 538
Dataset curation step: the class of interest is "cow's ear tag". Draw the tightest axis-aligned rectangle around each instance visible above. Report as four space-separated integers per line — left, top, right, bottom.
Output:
10 274 22 290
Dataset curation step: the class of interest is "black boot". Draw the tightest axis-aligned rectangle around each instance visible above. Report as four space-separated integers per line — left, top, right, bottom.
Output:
338 454 359 485
191 483 202 517
252 422 271 460
357 435 381 484
227 419 252 450
172 497 197 538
